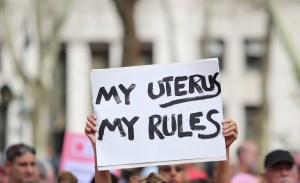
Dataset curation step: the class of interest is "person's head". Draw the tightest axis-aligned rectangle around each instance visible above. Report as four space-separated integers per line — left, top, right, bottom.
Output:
4 143 37 183
264 149 299 183
292 151 300 180
130 173 167 183
36 161 47 182
158 164 186 183
231 173 259 183
0 165 9 183
57 171 78 183
90 173 118 183
36 161 55 183
237 140 259 173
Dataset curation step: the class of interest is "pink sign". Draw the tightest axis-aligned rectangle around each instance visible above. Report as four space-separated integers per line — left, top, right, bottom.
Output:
60 132 95 183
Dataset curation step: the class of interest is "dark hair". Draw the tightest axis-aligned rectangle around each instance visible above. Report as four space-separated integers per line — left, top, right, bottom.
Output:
90 173 119 183
5 143 36 162
36 161 47 180
236 145 245 157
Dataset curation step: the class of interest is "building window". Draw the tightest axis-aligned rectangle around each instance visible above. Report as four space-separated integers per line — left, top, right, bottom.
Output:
244 39 266 70
57 43 67 112
245 105 261 141
0 85 13 152
139 42 153 65
52 43 67 157
55 43 67 113
90 43 109 69
201 39 225 70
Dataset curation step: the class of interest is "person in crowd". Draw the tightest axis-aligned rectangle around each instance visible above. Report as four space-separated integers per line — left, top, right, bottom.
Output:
234 140 260 174
36 160 56 183
292 151 300 183
90 173 119 183
130 173 167 183
231 140 260 183
158 163 208 183
4 143 38 183
85 113 238 183
57 171 78 183
183 163 209 183
158 164 187 183
264 149 299 183
231 173 259 183
0 165 8 183
36 160 47 182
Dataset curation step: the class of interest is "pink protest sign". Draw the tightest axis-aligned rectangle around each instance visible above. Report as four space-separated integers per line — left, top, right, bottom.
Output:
60 132 95 183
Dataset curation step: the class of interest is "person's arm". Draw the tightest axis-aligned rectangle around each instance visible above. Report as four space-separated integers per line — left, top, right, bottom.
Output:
85 114 112 183
215 119 238 183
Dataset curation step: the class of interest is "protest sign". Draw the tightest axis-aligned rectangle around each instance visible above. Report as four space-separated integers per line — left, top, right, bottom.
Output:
90 58 226 170
60 132 95 182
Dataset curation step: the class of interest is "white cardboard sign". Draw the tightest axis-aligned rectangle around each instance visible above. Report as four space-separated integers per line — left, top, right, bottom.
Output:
90 58 226 170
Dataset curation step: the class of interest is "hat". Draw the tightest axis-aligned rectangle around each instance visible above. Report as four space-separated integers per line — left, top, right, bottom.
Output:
264 150 294 169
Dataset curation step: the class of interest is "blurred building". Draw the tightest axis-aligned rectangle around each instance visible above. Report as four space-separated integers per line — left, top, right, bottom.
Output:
0 0 300 165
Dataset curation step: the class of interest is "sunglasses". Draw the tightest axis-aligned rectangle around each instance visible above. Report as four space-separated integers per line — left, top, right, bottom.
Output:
159 165 184 173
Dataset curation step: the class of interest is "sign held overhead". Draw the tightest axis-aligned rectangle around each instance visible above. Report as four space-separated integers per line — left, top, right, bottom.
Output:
90 58 226 170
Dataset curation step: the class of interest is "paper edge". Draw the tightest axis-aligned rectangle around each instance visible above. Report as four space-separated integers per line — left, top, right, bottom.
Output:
97 156 226 171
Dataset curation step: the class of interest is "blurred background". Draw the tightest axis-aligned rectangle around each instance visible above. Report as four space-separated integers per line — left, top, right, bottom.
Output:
0 0 299 182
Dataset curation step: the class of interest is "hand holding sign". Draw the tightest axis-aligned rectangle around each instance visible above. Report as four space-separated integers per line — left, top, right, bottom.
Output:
85 114 238 153
222 119 238 148
90 58 227 170
85 114 98 149
85 113 238 183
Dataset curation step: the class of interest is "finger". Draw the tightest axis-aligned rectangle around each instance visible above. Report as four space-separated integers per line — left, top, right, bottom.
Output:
222 121 237 131
224 132 237 144
223 123 237 133
223 130 237 137
87 115 97 125
85 122 95 132
86 121 97 132
222 119 236 127
223 131 237 140
91 113 97 120
85 126 91 134
224 133 237 144
86 119 97 128
223 125 237 133
85 126 96 136
223 130 237 138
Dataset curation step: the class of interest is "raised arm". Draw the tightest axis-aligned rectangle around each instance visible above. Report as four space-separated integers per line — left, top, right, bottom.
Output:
85 114 112 183
215 119 238 183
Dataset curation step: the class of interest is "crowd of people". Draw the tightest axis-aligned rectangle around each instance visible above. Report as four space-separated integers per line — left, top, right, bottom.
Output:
0 143 78 183
0 114 299 183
